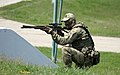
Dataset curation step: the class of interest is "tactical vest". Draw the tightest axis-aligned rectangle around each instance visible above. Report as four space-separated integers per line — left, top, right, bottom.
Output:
71 22 94 50
75 22 100 66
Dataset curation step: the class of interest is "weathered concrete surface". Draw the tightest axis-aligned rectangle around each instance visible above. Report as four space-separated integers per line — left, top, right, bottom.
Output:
0 27 58 68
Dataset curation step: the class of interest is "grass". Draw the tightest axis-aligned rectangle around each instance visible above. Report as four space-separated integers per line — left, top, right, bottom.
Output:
0 0 120 37
0 47 120 75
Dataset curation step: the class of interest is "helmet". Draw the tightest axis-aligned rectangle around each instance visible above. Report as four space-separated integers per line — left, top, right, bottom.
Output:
62 13 76 22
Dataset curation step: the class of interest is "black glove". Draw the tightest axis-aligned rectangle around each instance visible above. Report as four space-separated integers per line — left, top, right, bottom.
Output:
43 27 53 34
57 30 64 36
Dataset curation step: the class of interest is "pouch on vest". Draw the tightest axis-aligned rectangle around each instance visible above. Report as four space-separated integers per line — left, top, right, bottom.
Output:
92 51 100 65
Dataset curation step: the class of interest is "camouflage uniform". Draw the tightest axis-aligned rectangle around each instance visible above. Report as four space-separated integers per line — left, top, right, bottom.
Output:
51 22 94 68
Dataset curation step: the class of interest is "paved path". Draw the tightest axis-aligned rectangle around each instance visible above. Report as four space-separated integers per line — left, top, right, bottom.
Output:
0 18 120 53
0 0 120 53
0 0 22 7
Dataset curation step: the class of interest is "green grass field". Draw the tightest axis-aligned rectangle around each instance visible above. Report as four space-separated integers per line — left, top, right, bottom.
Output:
0 47 120 75
0 0 120 37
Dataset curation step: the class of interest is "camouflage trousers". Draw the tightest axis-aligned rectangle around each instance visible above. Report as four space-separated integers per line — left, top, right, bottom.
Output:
62 46 93 68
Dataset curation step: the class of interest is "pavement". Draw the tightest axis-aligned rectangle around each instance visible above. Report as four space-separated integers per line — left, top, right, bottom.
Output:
0 0 120 53
0 18 120 53
0 0 22 7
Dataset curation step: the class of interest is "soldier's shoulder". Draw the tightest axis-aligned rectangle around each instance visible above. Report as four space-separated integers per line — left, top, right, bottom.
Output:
73 21 88 28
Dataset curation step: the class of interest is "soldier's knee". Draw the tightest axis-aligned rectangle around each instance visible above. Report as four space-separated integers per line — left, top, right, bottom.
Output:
63 54 72 68
62 46 71 55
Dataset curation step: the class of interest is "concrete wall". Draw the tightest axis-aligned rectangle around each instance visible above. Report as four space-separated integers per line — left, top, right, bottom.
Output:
0 27 57 68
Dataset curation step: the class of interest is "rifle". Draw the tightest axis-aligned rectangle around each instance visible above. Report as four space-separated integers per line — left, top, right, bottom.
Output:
21 25 65 30
21 25 68 36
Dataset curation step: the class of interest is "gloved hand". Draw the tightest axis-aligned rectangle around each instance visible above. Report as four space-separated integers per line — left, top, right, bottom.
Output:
43 27 53 34
57 30 64 36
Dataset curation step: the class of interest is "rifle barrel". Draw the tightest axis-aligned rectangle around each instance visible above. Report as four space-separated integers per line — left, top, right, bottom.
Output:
21 25 68 32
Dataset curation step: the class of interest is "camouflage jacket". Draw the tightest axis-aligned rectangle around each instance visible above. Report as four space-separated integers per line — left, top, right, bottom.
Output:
51 22 94 50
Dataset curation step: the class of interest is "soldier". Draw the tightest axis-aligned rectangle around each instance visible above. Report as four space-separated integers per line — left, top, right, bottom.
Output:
43 13 100 68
